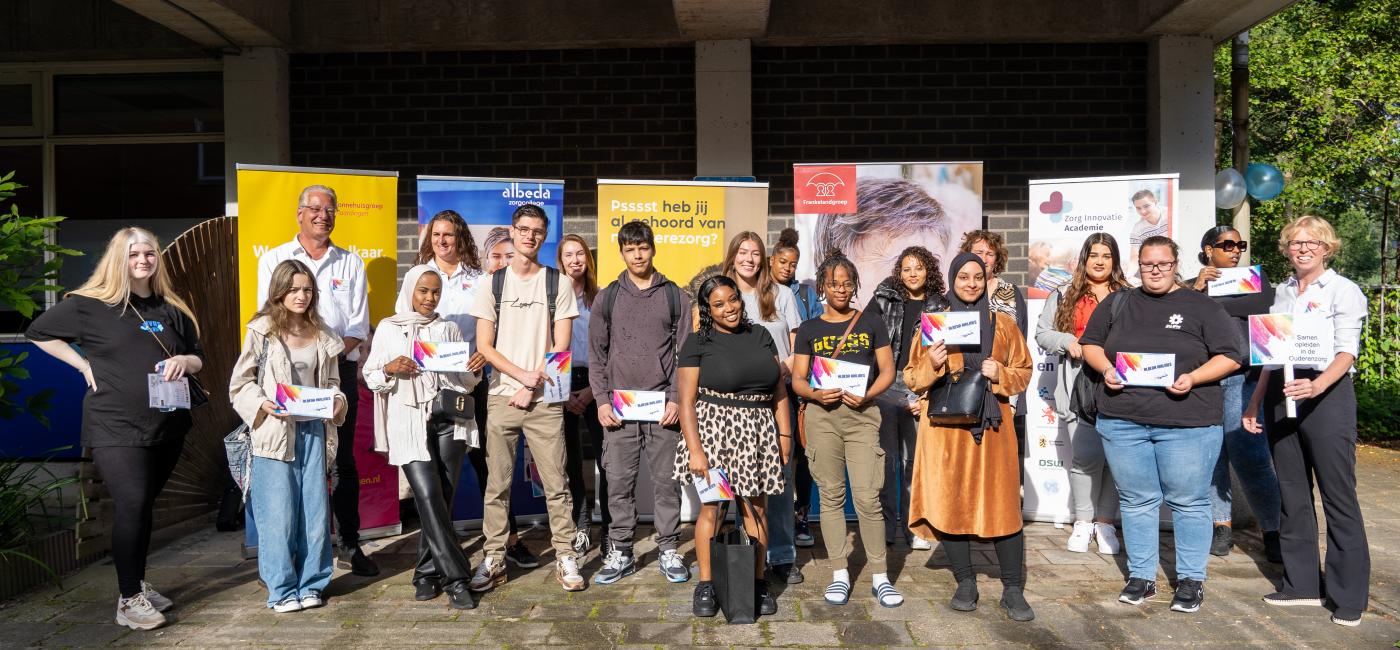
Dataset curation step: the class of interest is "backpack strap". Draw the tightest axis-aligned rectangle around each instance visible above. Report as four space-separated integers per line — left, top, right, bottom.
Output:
492 265 563 348
491 267 507 329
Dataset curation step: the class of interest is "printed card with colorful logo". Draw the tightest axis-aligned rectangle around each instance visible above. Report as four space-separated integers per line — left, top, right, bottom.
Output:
1248 313 1331 366
692 467 735 504
612 389 666 422
542 351 572 403
275 383 336 418
1114 352 1176 388
920 311 981 346
809 356 871 397
412 340 471 372
147 375 191 410
1207 265 1264 297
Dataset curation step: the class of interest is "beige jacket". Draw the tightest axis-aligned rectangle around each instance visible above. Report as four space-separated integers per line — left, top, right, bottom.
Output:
229 316 347 463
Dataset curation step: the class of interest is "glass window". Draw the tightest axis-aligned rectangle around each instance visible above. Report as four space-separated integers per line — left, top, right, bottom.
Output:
0 83 34 128
54 72 222 135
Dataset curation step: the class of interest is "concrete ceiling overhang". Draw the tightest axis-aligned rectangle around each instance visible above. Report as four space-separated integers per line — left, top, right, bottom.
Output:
673 0 770 40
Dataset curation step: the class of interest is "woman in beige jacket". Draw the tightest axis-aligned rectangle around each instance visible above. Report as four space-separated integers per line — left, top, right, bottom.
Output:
229 259 347 613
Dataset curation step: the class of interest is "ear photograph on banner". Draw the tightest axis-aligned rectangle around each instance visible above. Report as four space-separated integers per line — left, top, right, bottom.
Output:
791 162 983 309
416 176 565 271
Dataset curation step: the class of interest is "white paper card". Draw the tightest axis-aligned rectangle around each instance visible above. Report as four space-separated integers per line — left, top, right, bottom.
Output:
413 340 471 372
1114 352 1176 388
692 468 735 504
612 390 666 422
542 352 572 403
1248 313 1332 367
147 375 191 410
809 356 871 397
920 311 981 346
275 383 336 419
1207 265 1264 297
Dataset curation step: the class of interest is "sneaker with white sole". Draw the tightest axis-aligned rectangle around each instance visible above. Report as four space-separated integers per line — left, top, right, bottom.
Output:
658 549 690 583
556 555 586 591
593 548 636 584
469 555 507 593
115 593 167 630
910 536 933 551
1066 521 1094 553
1094 523 1122 555
571 528 591 556
140 581 173 612
271 596 303 613
1262 592 1324 607
299 591 323 609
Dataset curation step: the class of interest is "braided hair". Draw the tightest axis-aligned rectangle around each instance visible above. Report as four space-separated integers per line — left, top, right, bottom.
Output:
814 250 861 297
696 274 749 342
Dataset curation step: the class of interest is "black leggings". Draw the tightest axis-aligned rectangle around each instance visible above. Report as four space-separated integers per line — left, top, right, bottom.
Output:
563 367 609 531
91 439 186 597
468 380 518 536
942 531 1025 588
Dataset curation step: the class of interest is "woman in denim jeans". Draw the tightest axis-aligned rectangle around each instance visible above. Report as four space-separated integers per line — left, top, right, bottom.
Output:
1190 226 1281 561
1080 237 1243 615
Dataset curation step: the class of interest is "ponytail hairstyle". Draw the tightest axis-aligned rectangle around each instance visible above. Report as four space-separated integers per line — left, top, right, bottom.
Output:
695 274 748 342
815 249 861 298
1197 225 1237 266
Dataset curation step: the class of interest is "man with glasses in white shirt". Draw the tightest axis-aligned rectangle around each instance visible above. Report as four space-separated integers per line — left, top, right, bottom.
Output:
256 184 378 577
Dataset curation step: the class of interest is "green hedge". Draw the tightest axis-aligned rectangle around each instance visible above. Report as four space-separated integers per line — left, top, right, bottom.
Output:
1357 287 1399 442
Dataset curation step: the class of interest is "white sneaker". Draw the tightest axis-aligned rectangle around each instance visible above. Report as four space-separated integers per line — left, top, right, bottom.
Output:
299 591 324 609
1066 521 1093 553
556 555 586 591
909 536 933 551
1094 523 1122 555
140 581 173 612
115 593 167 630
272 596 303 613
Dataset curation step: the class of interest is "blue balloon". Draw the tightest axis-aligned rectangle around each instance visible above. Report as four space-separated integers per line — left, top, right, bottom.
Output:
1245 163 1285 201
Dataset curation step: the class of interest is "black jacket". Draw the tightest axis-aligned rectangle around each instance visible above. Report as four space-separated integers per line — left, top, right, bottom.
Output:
869 276 951 369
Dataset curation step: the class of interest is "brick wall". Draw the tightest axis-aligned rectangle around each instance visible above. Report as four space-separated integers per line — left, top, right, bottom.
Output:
288 48 697 274
754 43 1149 284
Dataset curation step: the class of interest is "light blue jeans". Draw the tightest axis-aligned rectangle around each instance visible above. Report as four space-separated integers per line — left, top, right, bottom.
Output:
1211 373 1282 530
765 451 797 566
1097 416 1222 582
251 420 333 607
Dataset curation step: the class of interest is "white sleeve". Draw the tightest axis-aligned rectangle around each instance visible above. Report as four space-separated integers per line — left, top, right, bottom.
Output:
345 255 371 340
256 249 276 307
1332 280 1367 359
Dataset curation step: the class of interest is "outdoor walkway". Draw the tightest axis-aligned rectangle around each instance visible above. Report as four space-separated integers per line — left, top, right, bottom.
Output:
3 445 1399 649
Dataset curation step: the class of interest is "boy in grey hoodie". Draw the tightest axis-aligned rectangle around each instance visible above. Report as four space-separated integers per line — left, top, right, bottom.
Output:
589 221 693 584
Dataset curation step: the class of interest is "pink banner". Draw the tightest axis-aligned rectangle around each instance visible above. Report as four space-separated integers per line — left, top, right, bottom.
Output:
354 383 401 537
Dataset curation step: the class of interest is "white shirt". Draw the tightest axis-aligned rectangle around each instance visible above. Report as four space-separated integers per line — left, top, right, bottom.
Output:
571 292 591 367
1270 268 1367 371
256 236 371 351
427 258 486 349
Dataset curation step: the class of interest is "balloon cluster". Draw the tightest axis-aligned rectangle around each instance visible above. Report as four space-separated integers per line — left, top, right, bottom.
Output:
1215 163 1285 209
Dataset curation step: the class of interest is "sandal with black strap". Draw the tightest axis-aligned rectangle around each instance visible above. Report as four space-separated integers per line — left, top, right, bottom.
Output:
873 582 904 608
824 579 851 605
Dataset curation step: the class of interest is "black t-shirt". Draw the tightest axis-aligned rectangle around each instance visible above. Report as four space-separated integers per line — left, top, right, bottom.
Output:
26 294 203 447
895 298 923 371
1080 288 1243 427
794 310 891 389
679 325 781 395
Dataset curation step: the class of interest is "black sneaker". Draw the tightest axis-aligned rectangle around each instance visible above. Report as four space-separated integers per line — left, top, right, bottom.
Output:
1119 578 1157 605
768 562 805 584
348 546 380 577
1331 607 1362 627
950 579 979 612
999 586 1035 622
757 581 777 616
444 581 476 610
794 512 815 548
505 541 539 569
1263 530 1283 564
693 582 717 617
1170 578 1204 613
593 549 636 585
1262 591 1323 607
1209 525 1232 557
413 579 442 601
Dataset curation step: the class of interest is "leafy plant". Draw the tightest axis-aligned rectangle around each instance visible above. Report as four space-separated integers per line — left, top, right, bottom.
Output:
0 449 79 582
0 171 79 425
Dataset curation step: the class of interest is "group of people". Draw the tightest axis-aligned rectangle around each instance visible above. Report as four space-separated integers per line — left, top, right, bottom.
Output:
25 181 1370 631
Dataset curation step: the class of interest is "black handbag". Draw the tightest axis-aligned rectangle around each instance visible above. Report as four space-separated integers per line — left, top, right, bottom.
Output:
1068 291 1128 425
711 496 758 624
925 317 994 426
430 387 474 423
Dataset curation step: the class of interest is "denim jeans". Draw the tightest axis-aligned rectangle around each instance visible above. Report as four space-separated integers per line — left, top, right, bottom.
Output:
765 454 797 566
1211 372 1282 530
251 420 333 606
1097 416 1222 582
875 389 918 543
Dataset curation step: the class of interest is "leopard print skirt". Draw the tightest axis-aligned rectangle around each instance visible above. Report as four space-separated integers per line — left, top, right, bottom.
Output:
672 387 785 497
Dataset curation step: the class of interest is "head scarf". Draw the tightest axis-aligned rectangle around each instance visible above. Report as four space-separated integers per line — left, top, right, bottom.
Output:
387 265 441 407
944 252 1001 443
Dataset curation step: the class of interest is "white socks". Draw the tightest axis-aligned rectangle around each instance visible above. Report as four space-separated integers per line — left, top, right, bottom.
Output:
832 568 850 584
873 572 891 588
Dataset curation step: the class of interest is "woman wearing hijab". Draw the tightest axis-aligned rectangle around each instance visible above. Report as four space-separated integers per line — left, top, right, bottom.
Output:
904 252 1035 622
363 265 481 610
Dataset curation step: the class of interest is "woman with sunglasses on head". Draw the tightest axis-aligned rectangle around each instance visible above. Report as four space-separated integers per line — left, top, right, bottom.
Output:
1081 236 1243 615
1243 216 1370 627
1192 227 1282 562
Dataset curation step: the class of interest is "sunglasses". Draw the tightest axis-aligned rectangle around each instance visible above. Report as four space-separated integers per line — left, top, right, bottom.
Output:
1211 239 1248 253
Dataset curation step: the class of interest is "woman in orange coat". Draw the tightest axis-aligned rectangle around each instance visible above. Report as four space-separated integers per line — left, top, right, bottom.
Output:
904 252 1034 622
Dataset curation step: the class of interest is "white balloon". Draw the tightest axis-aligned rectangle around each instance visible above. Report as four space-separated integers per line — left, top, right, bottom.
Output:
1215 168 1247 210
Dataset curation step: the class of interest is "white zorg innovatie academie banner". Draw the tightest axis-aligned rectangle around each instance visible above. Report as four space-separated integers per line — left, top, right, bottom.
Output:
1022 174 1178 524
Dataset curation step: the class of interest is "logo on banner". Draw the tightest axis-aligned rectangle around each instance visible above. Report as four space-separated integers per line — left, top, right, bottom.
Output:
1038 191 1074 223
793 165 856 213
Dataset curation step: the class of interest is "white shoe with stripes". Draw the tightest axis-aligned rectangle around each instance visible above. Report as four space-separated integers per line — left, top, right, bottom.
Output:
824 579 851 605
873 582 904 608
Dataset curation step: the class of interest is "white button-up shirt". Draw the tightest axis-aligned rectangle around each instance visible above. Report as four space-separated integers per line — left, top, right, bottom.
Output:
256 236 371 350
1270 268 1367 371
427 257 486 349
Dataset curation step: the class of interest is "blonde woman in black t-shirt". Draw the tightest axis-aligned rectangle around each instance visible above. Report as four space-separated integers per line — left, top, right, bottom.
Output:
28 227 203 631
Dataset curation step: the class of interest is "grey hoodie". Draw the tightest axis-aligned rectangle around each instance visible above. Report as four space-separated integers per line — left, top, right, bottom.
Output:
588 270 692 406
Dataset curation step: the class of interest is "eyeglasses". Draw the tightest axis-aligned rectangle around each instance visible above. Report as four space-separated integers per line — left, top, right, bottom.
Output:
512 224 548 239
1211 239 1248 252
825 281 855 291
1138 261 1177 273
1286 240 1326 252
300 205 337 216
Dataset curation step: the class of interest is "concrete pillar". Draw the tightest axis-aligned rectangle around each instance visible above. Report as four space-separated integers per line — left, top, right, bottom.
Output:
695 40 752 177
222 47 290 215
1147 35 1216 277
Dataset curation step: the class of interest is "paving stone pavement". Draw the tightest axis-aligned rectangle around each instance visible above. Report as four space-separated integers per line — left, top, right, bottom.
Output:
4 445 1399 648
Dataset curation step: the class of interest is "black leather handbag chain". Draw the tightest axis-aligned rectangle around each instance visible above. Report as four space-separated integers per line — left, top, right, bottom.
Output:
925 316 994 426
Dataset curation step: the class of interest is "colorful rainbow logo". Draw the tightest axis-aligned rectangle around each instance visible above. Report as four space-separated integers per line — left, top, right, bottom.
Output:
920 313 949 346
1303 301 1322 313
547 351 572 374
412 340 438 366
275 383 302 406
1236 267 1263 293
707 469 735 500
1114 353 1143 376
809 356 840 388
1249 313 1293 363
612 390 637 412
330 278 344 290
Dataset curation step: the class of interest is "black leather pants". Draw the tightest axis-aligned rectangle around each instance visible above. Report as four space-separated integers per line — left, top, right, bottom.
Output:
404 420 471 586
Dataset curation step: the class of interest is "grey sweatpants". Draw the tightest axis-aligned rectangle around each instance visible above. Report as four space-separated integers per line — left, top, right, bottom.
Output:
603 421 684 553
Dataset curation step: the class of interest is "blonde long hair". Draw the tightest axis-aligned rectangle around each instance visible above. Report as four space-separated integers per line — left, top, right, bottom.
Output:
68 227 200 335
722 231 778 322
251 259 329 339
556 234 598 306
